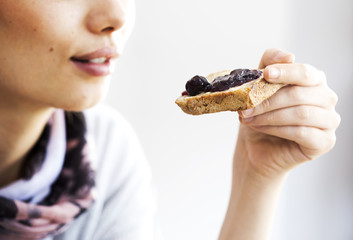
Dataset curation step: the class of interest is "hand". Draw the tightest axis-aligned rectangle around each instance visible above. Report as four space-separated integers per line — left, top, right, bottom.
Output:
219 49 338 239
236 48 340 178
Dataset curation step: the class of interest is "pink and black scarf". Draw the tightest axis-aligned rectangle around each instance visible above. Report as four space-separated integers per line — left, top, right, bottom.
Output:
0 112 95 240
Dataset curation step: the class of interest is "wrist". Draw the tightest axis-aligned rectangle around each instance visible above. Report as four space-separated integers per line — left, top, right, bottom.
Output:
231 151 287 197
234 125 293 181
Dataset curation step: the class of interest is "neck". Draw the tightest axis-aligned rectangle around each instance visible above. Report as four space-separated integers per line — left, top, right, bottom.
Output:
0 95 54 187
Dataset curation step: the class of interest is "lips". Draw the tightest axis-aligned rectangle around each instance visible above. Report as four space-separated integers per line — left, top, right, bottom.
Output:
70 47 119 77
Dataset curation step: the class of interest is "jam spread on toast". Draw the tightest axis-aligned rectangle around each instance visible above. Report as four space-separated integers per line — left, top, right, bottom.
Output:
184 69 262 96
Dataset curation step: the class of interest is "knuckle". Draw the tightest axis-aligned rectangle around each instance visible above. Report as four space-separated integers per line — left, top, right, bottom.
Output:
299 63 311 81
264 48 273 56
265 48 279 56
332 92 339 105
289 86 304 102
334 112 341 128
329 132 337 149
325 131 337 152
260 111 274 125
308 129 325 150
296 126 308 139
329 89 339 106
260 98 271 113
295 106 310 121
313 130 337 154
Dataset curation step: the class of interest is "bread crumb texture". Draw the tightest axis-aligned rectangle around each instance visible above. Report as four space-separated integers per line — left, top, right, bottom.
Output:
175 70 283 115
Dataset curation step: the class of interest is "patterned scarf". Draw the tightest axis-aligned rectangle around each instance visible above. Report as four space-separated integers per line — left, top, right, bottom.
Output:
0 112 95 240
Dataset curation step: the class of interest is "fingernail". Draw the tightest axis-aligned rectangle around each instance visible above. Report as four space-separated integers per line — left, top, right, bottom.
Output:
241 108 253 117
269 67 280 80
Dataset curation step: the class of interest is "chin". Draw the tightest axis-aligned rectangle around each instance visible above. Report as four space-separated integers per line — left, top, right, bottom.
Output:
50 87 108 112
50 97 100 112
60 100 102 112
64 78 111 111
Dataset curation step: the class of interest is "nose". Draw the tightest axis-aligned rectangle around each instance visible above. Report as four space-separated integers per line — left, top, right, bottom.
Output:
86 0 127 34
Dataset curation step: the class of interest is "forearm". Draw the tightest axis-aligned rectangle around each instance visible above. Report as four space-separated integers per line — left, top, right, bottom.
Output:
218 139 287 240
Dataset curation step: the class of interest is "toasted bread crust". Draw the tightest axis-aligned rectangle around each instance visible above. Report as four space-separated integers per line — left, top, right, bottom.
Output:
175 70 283 115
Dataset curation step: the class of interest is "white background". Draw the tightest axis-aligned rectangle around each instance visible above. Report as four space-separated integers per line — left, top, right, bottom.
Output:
105 0 353 239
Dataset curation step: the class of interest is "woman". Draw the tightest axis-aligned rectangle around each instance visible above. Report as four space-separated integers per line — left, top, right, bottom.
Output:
0 0 340 240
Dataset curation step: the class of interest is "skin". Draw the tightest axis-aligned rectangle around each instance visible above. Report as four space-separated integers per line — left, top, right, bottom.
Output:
0 1 340 239
0 0 134 186
219 49 340 240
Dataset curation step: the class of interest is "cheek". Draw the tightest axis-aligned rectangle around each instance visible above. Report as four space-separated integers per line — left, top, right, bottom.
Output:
0 2 86 109
0 1 81 55
0 1 120 111
0 2 80 89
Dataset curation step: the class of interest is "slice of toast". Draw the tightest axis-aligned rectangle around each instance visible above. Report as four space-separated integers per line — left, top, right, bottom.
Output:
175 70 283 115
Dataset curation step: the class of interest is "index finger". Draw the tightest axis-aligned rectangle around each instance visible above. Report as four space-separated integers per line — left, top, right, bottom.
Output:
265 63 326 87
259 48 295 69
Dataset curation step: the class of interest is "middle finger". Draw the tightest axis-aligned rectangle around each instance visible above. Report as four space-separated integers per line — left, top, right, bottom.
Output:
240 85 338 117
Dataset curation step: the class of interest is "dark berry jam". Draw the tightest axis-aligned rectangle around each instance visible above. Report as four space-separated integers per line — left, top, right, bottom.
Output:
181 91 189 96
184 69 262 96
185 75 211 96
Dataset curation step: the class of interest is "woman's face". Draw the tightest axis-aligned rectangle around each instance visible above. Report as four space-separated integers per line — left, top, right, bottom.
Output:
0 0 134 111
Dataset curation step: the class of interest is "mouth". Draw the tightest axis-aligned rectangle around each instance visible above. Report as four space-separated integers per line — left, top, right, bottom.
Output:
70 57 110 64
70 47 119 77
